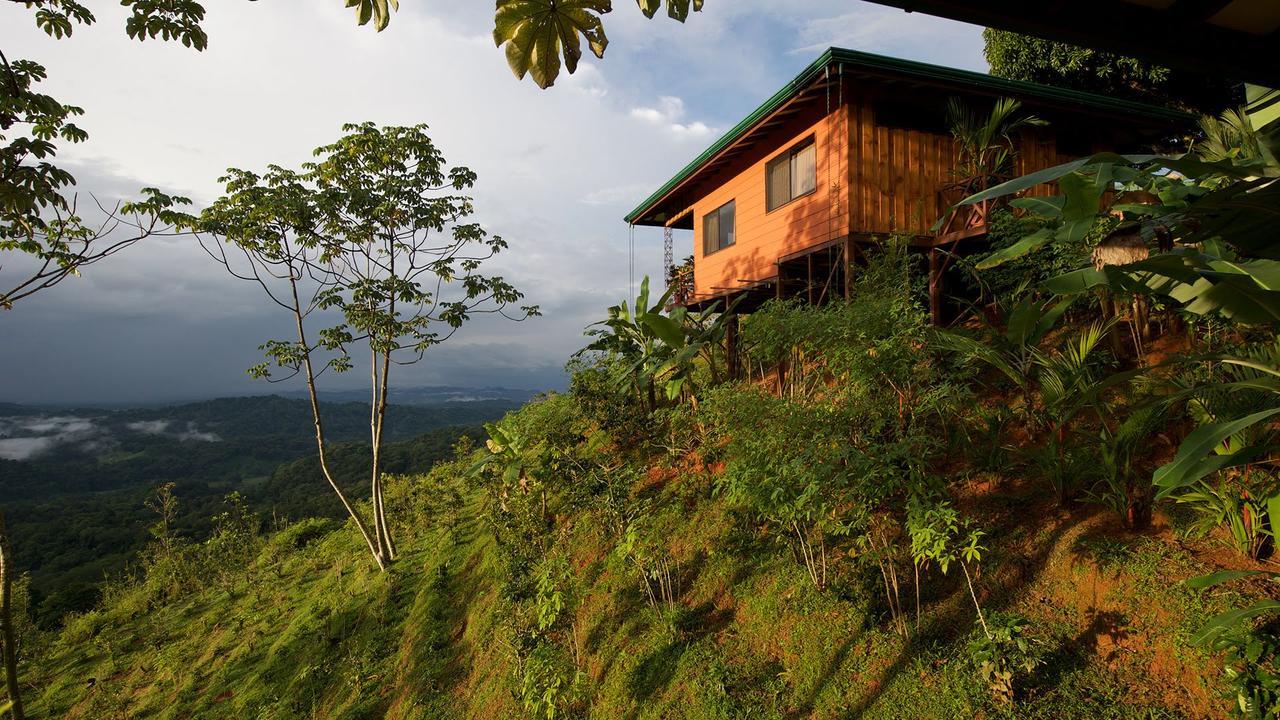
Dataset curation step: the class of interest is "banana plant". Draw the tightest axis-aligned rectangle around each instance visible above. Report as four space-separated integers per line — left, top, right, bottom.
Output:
470 422 540 517
583 276 738 411
471 422 531 488
949 125 1280 323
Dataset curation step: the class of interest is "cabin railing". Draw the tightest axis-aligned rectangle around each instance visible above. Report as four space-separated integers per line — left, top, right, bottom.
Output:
935 173 1009 243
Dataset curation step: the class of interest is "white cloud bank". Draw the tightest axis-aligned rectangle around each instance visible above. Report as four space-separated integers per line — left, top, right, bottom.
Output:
0 415 219 461
630 96 718 140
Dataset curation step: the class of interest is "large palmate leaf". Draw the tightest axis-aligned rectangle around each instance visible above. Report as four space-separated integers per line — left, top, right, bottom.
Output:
1152 407 1280 498
345 0 398 32
1044 248 1280 324
1181 176 1280 259
641 312 687 349
494 0 612 89
1057 164 1112 243
1008 195 1064 217
637 0 704 21
950 153 1156 209
1041 267 1110 295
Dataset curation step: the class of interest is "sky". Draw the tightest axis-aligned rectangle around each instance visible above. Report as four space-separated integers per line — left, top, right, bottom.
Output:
0 1 985 405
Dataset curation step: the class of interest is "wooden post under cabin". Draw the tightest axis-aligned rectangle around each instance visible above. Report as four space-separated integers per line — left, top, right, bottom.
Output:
843 238 853 300
807 254 815 305
725 313 740 380
928 248 943 326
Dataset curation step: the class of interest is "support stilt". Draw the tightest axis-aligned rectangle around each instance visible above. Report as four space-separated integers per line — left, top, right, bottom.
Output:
929 248 944 326
725 314 740 380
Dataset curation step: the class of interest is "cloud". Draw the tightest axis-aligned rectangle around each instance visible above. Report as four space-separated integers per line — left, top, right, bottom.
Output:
792 4 985 69
0 437 58 461
630 96 718 140
0 415 102 460
580 183 656 206
127 420 220 442
0 412 221 461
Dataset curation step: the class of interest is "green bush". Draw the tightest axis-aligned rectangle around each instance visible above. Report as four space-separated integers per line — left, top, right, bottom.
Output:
968 611 1044 705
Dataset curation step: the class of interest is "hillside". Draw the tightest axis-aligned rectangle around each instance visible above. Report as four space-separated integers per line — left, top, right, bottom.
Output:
9 405 1261 719
7 248 1277 719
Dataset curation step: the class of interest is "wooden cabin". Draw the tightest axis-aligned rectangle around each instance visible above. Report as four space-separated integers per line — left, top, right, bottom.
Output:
624 48 1191 323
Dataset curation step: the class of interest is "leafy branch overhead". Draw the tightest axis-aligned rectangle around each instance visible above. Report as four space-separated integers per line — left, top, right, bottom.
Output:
344 0 399 32
494 0 705 89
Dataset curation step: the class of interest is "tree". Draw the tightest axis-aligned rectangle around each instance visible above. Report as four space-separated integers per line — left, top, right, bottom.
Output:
1 2 202 309
1 1 395 310
0 513 23 720
983 29 1236 114
191 122 536 569
945 97 1045 183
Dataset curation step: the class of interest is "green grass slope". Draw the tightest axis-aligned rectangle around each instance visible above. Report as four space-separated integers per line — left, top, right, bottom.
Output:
10 438 1257 719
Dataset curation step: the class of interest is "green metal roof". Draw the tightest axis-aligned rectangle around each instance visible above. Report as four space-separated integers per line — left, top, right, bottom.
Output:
624 46 1194 225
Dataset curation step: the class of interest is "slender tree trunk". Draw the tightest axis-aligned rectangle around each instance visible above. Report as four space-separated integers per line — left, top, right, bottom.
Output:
960 561 990 638
370 348 395 563
0 513 25 720
289 280 384 570
914 562 921 633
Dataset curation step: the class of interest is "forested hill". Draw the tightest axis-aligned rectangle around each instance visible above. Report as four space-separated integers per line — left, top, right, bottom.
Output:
0 394 517 500
0 394 516 623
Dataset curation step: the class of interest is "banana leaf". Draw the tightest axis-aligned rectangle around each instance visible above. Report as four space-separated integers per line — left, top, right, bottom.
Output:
1193 599 1280 647
1186 569 1267 590
1153 407 1280 498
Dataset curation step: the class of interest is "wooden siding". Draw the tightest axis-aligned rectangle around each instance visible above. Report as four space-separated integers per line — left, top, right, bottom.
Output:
686 94 1089 300
848 96 959 236
691 110 849 299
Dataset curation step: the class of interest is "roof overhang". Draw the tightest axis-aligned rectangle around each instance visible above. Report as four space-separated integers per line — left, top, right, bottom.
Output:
624 47 1193 227
864 0 1279 87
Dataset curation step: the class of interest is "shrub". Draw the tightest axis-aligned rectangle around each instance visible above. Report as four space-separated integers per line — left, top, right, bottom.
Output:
703 386 856 589
968 611 1044 705
519 642 584 720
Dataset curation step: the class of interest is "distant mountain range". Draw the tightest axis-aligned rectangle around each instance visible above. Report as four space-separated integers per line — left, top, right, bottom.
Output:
291 385 543 406
0 393 529 463
0 392 527 616
0 385 545 412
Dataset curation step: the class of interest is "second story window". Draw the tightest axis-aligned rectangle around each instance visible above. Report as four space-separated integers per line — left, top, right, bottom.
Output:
703 200 735 254
766 137 816 212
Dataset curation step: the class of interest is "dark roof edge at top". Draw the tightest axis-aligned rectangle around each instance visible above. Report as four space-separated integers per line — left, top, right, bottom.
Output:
624 47 1194 225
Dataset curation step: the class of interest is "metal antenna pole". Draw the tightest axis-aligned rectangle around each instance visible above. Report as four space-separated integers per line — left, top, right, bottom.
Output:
628 224 635 299
663 226 674 287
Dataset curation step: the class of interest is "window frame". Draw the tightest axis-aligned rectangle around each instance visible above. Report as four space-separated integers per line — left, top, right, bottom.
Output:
702 199 736 256
765 136 817 213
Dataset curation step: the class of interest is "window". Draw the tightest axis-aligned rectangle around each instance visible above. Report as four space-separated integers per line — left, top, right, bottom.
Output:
766 138 817 212
702 200 735 255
